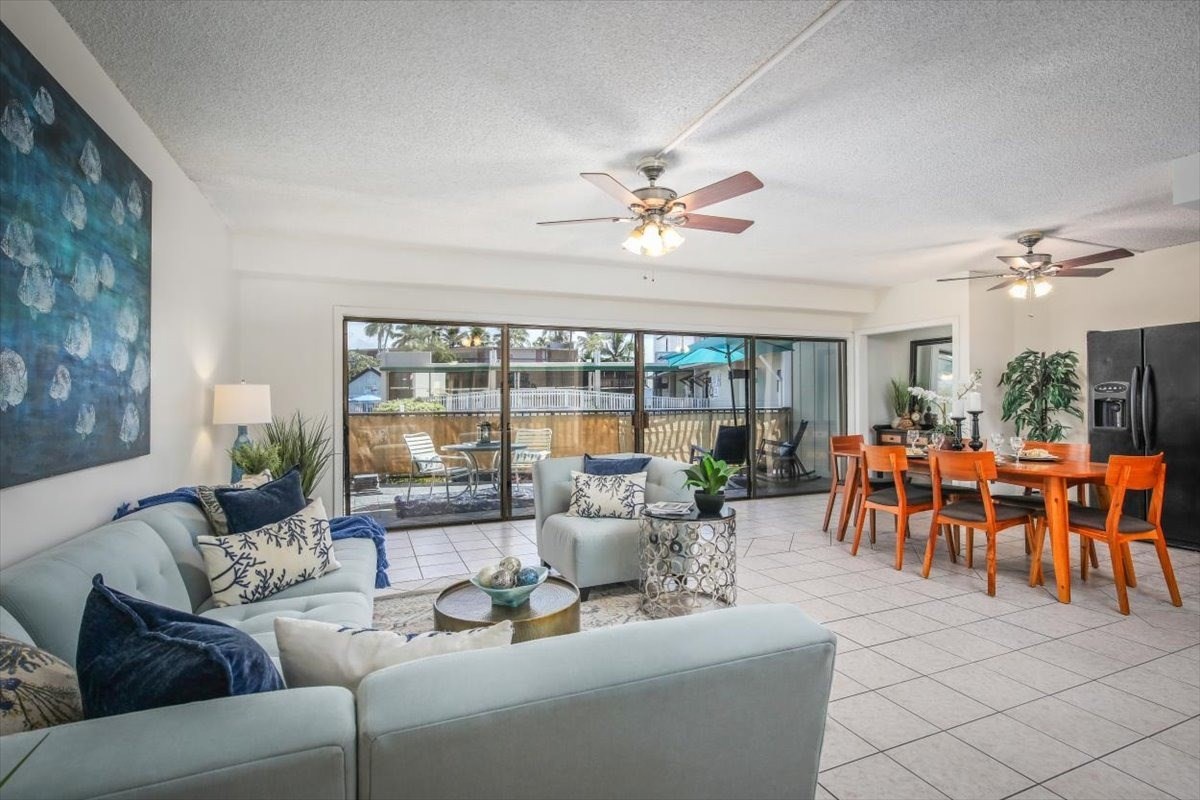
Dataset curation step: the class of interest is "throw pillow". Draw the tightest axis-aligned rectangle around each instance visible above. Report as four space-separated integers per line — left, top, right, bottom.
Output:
197 471 272 536
566 470 646 519
197 498 341 607
274 617 513 691
583 454 652 476
75 576 283 719
0 635 83 734
214 467 306 534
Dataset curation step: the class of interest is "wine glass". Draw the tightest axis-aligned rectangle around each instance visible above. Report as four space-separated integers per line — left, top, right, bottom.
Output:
906 429 920 451
1010 435 1025 464
930 432 945 452
990 432 1005 456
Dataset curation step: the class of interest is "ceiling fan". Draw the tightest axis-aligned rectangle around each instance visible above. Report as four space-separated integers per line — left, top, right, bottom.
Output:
938 231 1134 299
537 156 763 257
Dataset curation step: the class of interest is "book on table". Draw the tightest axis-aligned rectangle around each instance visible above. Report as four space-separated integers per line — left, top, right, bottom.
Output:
646 501 694 516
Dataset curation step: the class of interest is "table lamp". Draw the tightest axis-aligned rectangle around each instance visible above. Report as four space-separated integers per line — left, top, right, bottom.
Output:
213 382 272 482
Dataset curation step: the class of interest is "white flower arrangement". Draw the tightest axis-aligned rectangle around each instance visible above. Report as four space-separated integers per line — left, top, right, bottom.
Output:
908 369 983 432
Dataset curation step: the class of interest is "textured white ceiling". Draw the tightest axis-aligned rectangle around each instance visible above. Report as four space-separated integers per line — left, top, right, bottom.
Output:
54 0 1200 286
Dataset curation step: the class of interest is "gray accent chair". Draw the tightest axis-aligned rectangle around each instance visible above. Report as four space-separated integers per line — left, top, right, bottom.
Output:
534 454 694 596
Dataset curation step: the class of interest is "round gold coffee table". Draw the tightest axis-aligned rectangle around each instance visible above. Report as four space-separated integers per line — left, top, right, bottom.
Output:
433 576 581 643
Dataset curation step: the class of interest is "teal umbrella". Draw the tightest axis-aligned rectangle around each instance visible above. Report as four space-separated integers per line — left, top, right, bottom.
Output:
662 337 793 424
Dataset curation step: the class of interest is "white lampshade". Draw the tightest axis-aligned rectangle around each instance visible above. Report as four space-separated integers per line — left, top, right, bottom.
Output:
213 383 272 426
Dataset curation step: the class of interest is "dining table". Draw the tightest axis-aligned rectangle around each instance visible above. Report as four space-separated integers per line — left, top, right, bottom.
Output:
441 440 527 495
836 450 1109 604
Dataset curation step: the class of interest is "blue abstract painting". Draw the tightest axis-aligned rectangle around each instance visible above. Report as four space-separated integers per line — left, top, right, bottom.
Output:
1 23 151 488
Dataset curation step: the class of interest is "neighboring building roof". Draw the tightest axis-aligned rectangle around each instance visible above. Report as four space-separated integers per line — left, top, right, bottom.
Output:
349 366 382 382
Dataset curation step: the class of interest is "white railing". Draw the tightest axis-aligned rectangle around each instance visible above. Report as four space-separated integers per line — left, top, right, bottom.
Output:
436 388 725 412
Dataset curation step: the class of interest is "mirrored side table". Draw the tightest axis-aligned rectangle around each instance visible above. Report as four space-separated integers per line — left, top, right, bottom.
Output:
639 506 736 618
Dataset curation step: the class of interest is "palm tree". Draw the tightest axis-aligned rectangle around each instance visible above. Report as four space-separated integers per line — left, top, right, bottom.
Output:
509 327 531 347
363 322 396 351
602 332 634 362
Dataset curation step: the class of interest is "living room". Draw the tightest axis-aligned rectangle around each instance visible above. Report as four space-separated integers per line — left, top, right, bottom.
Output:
1 2 1198 799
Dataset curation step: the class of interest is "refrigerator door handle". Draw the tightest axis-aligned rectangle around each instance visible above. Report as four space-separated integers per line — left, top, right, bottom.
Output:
1130 366 1143 450
1143 364 1156 452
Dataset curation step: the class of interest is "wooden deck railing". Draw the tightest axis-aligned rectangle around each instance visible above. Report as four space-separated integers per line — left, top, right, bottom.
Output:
347 408 791 477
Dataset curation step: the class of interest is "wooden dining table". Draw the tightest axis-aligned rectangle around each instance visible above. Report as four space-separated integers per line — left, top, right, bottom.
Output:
836 451 1109 604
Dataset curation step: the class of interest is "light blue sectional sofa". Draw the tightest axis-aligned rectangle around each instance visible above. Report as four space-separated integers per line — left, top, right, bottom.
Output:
0 500 836 800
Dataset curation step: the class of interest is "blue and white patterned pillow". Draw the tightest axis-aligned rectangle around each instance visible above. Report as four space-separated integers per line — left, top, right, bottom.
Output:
274 617 513 690
197 498 341 607
0 635 83 734
566 470 647 519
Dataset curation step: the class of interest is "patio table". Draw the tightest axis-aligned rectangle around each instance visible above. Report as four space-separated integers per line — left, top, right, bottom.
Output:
441 441 528 494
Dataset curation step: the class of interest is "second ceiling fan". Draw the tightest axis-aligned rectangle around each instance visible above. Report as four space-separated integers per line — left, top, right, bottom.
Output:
538 156 763 257
938 231 1134 299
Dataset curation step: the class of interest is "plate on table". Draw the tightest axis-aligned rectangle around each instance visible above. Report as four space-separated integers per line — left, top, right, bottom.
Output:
1016 451 1061 462
905 448 927 458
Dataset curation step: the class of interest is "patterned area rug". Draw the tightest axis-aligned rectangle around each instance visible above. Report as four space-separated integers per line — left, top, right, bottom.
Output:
372 584 654 634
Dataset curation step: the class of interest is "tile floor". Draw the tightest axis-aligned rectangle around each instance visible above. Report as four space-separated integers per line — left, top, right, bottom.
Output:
376 493 1200 800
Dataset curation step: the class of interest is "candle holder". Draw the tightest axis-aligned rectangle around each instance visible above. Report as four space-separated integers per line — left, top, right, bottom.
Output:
949 416 966 450
967 411 983 451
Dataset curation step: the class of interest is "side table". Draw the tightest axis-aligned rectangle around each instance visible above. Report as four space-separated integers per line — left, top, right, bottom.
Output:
639 507 736 618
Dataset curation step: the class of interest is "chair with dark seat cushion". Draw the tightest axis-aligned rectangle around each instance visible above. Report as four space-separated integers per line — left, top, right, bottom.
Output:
755 421 816 481
851 446 935 570
1030 454 1181 615
921 450 1035 596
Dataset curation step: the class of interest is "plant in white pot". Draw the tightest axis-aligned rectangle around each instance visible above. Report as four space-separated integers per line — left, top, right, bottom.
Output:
682 454 741 514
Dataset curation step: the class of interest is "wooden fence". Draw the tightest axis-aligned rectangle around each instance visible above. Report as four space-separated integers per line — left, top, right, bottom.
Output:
347 409 791 477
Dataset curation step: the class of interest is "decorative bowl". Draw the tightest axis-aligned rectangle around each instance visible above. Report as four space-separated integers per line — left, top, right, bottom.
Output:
470 566 549 607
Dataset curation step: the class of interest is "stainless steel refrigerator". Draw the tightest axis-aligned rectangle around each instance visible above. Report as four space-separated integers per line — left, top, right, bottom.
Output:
1087 321 1199 550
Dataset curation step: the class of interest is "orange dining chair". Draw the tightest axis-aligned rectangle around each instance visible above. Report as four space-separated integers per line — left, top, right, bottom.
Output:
995 440 1099 580
852 445 935 570
1030 453 1181 615
921 450 1036 596
824 435 893 543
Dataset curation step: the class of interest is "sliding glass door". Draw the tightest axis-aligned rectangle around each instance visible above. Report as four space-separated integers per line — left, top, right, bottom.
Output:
345 318 845 529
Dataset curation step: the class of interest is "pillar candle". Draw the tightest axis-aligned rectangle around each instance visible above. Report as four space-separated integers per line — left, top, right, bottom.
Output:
952 399 965 418
967 392 983 413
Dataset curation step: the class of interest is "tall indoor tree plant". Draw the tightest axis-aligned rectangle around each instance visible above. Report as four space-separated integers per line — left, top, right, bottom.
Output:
998 349 1084 442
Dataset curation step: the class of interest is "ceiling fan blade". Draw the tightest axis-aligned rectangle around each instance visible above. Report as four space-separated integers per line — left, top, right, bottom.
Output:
536 216 634 226
988 278 1021 292
1054 248 1133 270
676 213 754 234
935 273 1010 282
673 171 763 212
580 173 640 208
1050 267 1114 278
996 255 1031 269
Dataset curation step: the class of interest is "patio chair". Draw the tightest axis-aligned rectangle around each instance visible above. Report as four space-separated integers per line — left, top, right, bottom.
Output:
511 427 553 485
690 425 749 490
403 432 475 502
755 421 817 481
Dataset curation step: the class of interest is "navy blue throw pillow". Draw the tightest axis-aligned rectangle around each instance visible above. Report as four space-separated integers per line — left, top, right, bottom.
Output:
583 454 652 475
76 575 283 719
215 466 306 534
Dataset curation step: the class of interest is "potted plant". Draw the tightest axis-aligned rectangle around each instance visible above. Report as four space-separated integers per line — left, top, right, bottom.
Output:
998 350 1083 442
262 412 334 497
886 378 910 428
228 441 282 481
683 454 741 514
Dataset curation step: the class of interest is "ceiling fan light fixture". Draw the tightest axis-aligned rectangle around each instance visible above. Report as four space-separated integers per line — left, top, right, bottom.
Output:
1008 280 1031 300
1033 277 1053 297
661 223 685 250
621 225 644 254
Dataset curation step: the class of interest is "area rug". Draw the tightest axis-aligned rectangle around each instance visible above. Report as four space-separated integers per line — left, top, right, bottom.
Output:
373 584 657 634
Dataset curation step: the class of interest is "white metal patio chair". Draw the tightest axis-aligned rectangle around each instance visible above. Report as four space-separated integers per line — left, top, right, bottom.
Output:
403 432 475 502
511 427 553 485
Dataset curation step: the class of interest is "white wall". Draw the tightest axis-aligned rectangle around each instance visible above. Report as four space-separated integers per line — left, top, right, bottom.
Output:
234 231 860 513
0 2 237 566
864 325 952 427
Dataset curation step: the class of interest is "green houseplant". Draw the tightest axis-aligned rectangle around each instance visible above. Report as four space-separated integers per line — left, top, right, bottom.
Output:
886 377 911 427
998 349 1084 442
262 412 333 497
227 441 281 479
683 454 741 514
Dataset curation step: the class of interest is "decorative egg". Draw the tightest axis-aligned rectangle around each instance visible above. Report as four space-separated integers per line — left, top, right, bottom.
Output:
516 567 540 586
475 565 499 587
498 556 522 574
490 568 516 589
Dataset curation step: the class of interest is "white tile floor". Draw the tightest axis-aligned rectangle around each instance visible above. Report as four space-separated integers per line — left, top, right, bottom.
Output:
376 493 1200 800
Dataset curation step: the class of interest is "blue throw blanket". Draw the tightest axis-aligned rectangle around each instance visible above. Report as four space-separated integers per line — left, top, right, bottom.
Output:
115 489 390 588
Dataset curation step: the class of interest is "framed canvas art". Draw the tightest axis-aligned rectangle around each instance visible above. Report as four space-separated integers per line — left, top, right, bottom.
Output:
0 23 152 488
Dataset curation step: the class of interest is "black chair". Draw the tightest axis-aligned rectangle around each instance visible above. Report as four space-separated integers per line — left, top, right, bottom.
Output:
690 424 749 466
756 421 817 480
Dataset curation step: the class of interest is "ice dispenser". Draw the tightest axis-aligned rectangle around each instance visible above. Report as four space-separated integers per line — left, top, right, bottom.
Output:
1091 381 1129 430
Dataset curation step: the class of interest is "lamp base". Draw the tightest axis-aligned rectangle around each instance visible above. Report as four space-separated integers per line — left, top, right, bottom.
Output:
230 425 251 483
